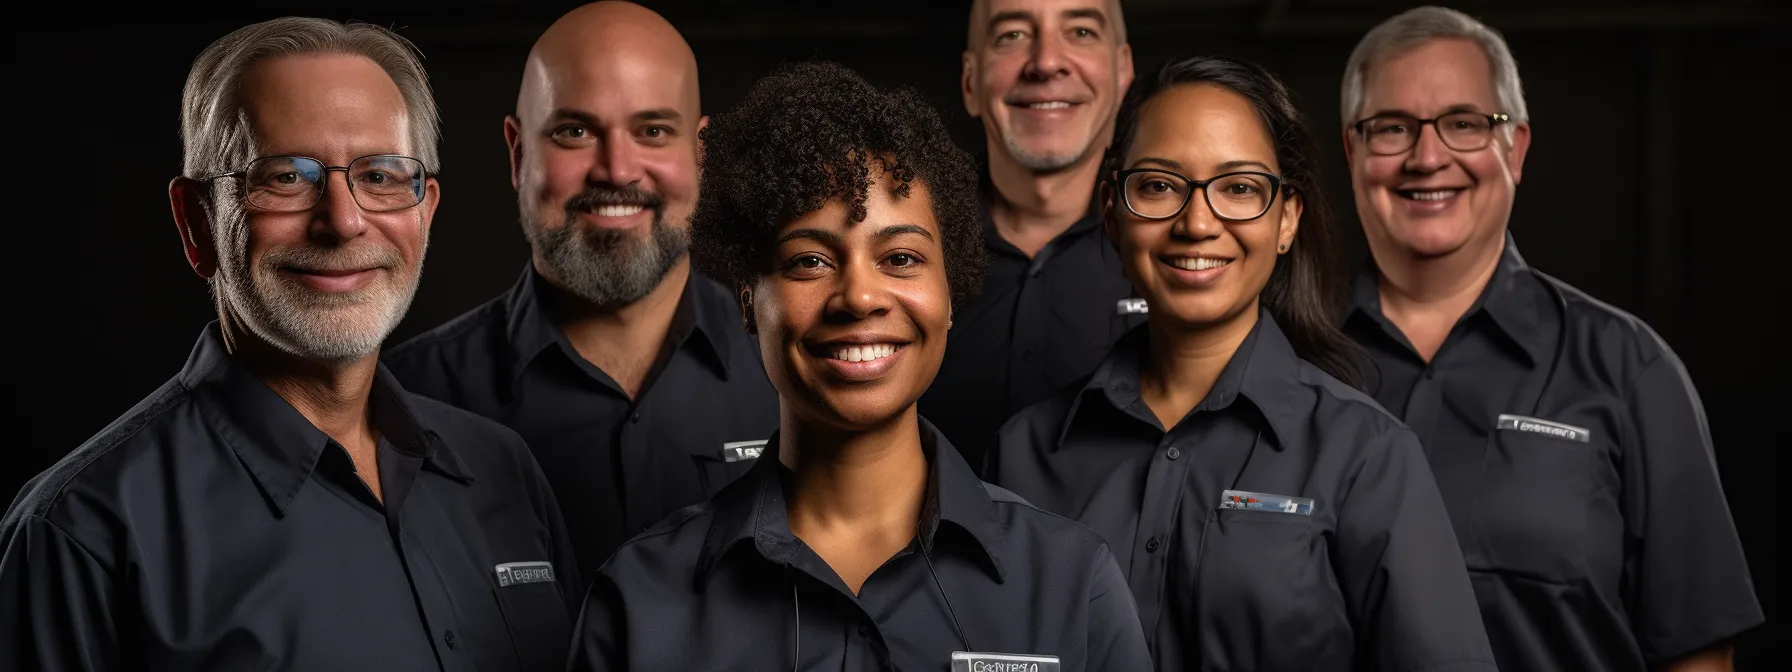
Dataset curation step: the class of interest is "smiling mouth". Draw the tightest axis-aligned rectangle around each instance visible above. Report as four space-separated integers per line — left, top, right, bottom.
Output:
1397 188 1463 201
586 203 647 217
828 344 903 363
1167 257 1232 271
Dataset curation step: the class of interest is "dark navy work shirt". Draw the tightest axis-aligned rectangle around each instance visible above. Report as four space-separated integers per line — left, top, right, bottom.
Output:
0 325 580 671
569 419 1152 671
1345 234 1763 671
920 199 1143 469
385 265 779 579
988 312 1497 671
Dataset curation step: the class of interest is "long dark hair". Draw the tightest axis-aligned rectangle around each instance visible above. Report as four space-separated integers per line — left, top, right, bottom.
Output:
1105 56 1361 388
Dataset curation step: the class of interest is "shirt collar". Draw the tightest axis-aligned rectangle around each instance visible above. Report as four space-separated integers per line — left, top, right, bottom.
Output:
179 324 475 517
1348 231 1548 366
977 162 1105 251
500 263 734 394
1063 309 1305 452
695 418 1007 586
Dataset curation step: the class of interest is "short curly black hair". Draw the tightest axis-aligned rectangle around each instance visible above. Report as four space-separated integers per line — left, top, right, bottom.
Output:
690 61 987 303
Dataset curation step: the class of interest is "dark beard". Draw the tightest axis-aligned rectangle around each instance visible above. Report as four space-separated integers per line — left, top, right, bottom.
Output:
522 184 690 307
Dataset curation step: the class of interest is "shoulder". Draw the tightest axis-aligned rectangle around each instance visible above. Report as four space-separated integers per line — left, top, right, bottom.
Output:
980 481 1115 560
383 295 510 371
1292 359 1414 445
5 377 198 547
995 374 1091 442
595 500 720 579
401 391 536 473
1542 272 1679 372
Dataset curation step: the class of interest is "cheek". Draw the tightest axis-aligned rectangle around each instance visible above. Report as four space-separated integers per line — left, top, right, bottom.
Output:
643 153 699 201
532 150 588 199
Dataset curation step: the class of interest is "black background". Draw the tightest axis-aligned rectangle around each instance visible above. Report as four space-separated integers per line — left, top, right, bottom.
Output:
11 0 1786 664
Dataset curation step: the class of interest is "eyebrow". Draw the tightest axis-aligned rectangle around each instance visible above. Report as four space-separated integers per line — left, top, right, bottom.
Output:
875 224 934 241
1362 104 1486 119
1130 157 1275 174
546 107 684 126
986 7 1107 32
1063 8 1109 26
775 223 935 247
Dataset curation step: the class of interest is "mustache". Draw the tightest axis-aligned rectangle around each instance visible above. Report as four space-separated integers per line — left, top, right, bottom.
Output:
262 244 403 272
565 183 664 214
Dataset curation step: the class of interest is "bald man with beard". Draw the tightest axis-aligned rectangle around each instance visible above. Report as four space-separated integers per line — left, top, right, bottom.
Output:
386 1 778 581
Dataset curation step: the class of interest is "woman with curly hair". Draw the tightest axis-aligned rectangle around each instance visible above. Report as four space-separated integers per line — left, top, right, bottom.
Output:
567 61 1150 671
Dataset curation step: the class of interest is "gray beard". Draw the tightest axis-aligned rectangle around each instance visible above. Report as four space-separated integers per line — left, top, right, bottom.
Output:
523 205 689 307
1004 130 1094 172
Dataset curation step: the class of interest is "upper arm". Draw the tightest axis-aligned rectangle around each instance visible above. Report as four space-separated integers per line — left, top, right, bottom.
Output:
1081 543 1150 669
565 570 628 671
0 514 122 672
1622 352 1763 663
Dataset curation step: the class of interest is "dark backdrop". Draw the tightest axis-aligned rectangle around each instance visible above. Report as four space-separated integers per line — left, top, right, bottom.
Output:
12 0 1786 664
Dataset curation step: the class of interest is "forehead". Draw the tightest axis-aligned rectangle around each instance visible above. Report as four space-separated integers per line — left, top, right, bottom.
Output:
1360 38 1499 114
1128 84 1277 171
978 0 1114 24
529 46 697 123
238 53 410 159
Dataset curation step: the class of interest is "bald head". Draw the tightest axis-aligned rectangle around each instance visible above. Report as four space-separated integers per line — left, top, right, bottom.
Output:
505 1 707 309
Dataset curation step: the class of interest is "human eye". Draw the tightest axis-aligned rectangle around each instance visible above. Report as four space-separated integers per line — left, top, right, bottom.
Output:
550 125 595 147
782 253 832 279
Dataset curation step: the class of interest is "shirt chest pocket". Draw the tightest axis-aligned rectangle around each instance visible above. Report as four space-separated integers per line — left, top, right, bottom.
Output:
1468 427 1604 584
1188 508 1350 671
493 582 571 671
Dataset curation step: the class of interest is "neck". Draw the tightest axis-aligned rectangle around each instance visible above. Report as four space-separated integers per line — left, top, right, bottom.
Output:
779 404 929 538
986 143 1104 256
541 256 691 337
227 325 379 450
1140 305 1260 430
1368 229 1506 362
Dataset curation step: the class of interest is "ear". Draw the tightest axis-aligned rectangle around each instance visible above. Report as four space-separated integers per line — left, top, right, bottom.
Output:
169 177 218 279
1277 190 1304 254
504 115 525 192
696 114 711 166
1116 42 1135 95
419 176 442 238
1504 121 1532 185
1099 177 1122 247
961 51 980 118
738 284 757 335
1341 125 1357 165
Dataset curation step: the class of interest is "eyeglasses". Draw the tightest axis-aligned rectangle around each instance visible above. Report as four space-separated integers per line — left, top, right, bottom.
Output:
1351 112 1511 155
1113 168 1287 222
203 154 429 213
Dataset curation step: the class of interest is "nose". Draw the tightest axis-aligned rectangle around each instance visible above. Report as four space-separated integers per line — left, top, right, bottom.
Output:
589 130 646 186
1404 123 1452 174
1022 30 1069 81
311 169 367 243
829 255 894 321
1172 189 1225 241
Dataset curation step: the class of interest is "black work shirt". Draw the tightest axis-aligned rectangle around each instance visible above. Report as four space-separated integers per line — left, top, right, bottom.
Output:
1 325 580 672
385 265 778 580
988 312 1497 672
569 419 1152 671
920 200 1143 468
1344 234 1763 671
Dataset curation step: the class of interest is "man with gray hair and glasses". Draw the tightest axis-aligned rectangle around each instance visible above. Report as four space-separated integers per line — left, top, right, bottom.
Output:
0 18 579 671
1338 6 1762 671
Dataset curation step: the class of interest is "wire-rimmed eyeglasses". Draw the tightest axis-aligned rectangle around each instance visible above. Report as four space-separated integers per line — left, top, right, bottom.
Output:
203 154 429 213
1113 168 1287 222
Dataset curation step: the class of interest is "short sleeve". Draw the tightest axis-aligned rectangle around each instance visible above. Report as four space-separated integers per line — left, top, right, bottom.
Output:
1334 430 1498 672
1622 350 1764 663
1082 543 1151 670
0 514 121 671
565 570 627 671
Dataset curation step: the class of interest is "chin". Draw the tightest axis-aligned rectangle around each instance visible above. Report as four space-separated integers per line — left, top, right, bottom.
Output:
1379 219 1475 258
809 390 918 432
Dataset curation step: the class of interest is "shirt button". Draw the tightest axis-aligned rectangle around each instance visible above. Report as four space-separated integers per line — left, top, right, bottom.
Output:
1145 537 1161 553
1166 446 1181 460
1424 368 1436 379
631 412 641 423
1022 348 1036 361
443 630 456 649
858 622 870 637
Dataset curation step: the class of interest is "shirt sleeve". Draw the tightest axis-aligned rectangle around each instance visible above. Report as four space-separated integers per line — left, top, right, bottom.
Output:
0 514 121 672
565 570 626 671
1082 543 1151 670
1622 350 1764 664
1335 430 1498 672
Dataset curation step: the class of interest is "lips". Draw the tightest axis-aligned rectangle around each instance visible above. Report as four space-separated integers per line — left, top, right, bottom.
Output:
1166 257 1232 271
809 336 912 382
1396 188 1465 201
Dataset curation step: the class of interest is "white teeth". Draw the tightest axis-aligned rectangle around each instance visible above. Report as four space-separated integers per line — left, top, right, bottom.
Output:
1170 257 1231 271
592 204 645 217
1406 190 1458 201
831 344 897 363
1027 102 1071 110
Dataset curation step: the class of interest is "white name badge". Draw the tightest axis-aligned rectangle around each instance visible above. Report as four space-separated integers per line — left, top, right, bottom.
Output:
1496 413 1591 443
951 651 1061 672
721 439 768 462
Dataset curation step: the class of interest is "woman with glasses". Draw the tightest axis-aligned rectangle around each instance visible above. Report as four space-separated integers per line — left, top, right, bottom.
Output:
567 61 1150 671
984 56 1496 671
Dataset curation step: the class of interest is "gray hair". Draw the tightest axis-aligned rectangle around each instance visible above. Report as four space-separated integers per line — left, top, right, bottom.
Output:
1340 6 1527 126
179 17 441 179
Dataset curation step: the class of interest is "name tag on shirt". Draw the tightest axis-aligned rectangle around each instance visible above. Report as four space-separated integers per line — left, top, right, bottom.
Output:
721 439 767 463
1220 490 1314 516
1496 414 1591 443
1115 298 1149 315
951 651 1061 672
493 561 556 588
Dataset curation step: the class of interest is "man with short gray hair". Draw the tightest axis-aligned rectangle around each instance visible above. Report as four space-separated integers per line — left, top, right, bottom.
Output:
0 17 578 671
1338 6 1762 671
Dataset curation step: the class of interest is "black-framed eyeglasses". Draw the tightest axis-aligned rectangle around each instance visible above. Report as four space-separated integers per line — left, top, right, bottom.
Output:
203 154 429 213
1351 112 1511 155
1113 168 1287 222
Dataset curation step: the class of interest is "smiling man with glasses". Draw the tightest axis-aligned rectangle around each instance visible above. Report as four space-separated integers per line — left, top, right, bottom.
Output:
1338 7 1762 672
1 17 579 671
